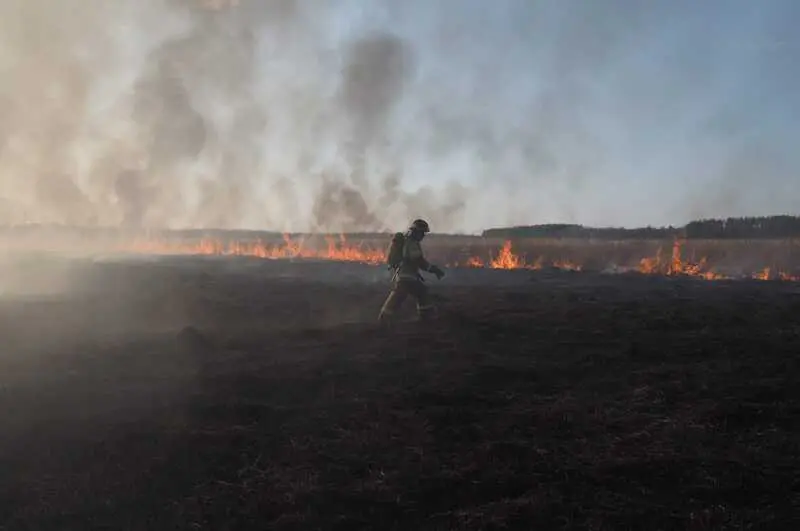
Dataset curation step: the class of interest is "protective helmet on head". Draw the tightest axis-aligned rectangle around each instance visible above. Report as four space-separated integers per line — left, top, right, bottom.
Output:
409 218 430 233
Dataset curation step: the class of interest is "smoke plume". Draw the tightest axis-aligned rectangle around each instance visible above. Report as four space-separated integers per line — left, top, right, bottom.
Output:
0 0 797 233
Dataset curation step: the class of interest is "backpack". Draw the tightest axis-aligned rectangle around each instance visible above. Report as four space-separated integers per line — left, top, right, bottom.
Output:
386 232 406 268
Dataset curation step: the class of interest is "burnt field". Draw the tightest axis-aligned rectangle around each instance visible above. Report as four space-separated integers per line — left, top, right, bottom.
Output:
5 225 800 278
1 253 799 530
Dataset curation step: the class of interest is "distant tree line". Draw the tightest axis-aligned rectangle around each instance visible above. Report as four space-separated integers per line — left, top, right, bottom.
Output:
481 223 683 240
4 216 800 241
683 216 800 239
482 216 800 240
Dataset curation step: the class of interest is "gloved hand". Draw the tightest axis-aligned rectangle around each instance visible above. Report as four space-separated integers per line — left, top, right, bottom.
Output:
429 265 445 279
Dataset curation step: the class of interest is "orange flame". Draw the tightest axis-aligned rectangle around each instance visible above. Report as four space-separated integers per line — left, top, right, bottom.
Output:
552 259 582 272
638 240 725 280
117 234 799 282
124 234 385 265
465 256 485 268
462 241 581 271
753 267 771 281
490 241 525 269
752 267 799 281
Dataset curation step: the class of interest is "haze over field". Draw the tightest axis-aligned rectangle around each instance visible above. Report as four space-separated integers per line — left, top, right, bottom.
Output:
0 0 797 234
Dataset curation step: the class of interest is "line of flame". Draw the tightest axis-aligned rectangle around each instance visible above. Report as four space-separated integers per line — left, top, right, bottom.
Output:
121 235 798 281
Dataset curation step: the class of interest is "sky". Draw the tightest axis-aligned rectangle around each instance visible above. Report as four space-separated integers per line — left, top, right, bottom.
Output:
0 0 798 234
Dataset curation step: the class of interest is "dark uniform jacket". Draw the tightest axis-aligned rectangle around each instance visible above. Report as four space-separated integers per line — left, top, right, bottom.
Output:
397 235 432 281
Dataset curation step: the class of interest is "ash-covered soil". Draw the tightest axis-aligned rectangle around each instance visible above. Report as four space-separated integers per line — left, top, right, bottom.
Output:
1 255 799 530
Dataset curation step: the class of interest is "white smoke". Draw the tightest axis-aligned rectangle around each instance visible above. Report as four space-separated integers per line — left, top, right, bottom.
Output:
0 0 797 233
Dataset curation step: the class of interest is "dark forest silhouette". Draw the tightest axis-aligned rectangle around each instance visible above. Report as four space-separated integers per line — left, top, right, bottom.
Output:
3 215 800 240
482 215 800 240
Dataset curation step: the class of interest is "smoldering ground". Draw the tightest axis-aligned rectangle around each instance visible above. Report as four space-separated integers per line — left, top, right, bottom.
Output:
2 251 799 529
0 0 798 233
0 255 202 460
0 250 448 452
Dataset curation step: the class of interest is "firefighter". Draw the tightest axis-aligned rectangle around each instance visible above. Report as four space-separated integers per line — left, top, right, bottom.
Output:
378 218 445 325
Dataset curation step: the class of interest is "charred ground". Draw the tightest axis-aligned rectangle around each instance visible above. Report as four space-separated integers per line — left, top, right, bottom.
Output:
1 254 799 530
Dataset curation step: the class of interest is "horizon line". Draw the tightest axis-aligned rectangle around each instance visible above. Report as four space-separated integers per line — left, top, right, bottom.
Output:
2 213 800 236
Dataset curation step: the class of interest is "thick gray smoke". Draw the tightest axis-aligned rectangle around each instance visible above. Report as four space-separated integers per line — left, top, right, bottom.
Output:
0 0 797 233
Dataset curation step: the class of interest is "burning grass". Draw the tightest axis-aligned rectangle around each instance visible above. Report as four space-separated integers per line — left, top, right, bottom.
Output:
119 233 800 281
1 226 799 281
126 233 387 265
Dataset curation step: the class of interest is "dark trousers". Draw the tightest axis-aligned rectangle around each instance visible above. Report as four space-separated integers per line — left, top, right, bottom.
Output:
378 278 435 321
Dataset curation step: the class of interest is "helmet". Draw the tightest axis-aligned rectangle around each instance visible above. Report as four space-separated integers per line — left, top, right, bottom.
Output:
409 218 430 233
